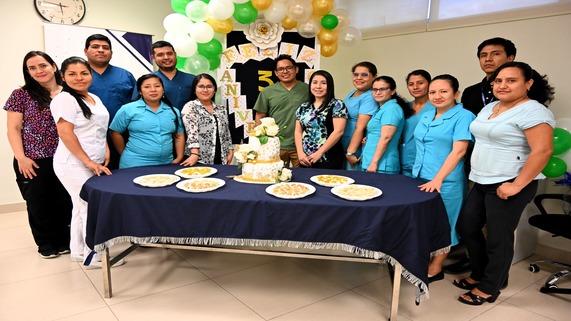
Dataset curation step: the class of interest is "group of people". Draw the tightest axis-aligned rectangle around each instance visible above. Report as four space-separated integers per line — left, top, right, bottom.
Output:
4 34 556 305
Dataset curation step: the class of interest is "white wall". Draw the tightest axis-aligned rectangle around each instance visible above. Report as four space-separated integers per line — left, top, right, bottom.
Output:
1 4 570 206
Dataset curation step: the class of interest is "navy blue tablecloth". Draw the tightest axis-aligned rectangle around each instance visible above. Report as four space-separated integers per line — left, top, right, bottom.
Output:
81 164 450 299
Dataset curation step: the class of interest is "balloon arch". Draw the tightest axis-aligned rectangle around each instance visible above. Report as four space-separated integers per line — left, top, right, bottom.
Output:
164 0 362 74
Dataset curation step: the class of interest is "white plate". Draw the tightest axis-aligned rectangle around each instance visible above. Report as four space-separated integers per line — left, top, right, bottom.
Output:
175 166 217 178
310 174 355 187
233 175 275 184
133 174 181 187
331 184 382 201
176 178 226 193
266 182 316 199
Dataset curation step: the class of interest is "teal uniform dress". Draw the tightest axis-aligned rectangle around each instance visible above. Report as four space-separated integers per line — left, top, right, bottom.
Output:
361 99 404 174
412 103 475 246
110 99 184 169
341 89 378 171
400 102 435 177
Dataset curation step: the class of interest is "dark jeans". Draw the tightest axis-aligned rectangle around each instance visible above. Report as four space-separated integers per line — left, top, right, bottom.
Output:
13 157 72 252
457 179 537 294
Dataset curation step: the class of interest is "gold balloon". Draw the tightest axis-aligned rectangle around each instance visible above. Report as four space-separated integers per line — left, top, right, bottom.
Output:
312 0 334 16
252 0 273 11
206 17 233 35
317 28 338 45
320 42 338 57
282 16 298 30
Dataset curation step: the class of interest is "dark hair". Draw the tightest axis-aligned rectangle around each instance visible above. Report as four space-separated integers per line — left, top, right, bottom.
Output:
405 69 431 83
60 57 93 119
189 73 218 101
274 54 296 70
151 40 175 55
477 37 516 58
351 61 378 77
136 74 179 133
22 51 62 110
374 76 412 118
308 70 335 108
85 34 112 50
491 61 555 106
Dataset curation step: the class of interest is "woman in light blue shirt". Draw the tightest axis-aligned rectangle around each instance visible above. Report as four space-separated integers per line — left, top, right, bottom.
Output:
413 74 475 283
110 74 185 169
342 61 379 170
361 76 409 173
400 70 435 177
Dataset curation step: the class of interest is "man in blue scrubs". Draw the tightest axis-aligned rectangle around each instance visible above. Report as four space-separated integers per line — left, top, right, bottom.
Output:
84 34 137 169
151 41 195 111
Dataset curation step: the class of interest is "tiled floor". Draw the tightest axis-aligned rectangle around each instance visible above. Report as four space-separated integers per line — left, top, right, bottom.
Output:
1 210 569 321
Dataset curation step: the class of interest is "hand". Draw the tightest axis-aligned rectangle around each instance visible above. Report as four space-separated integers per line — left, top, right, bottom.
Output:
496 182 522 200
419 179 442 193
86 160 111 176
103 148 110 167
17 157 39 179
298 152 311 167
366 162 377 172
226 150 234 165
307 151 323 164
346 154 361 167
181 154 199 166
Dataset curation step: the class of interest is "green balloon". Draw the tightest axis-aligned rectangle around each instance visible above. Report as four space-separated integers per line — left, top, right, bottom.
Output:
233 2 259 25
176 56 187 70
200 0 210 3
171 0 191 14
197 39 223 59
208 55 221 70
321 14 339 30
553 127 571 155
542 156 567 178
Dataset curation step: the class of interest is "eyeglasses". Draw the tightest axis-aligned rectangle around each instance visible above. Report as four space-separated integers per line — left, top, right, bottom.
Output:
27 64 51 72
371 87 390 93
197 85 215 90
352 72 370 78
276 65 295 73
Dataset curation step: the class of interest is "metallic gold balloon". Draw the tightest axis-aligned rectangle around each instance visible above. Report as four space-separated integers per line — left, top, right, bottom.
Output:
317 28 338 45
320 42 338 57
282 16 298 30
312 0 334 16
251 0 273 11
206 17 234 34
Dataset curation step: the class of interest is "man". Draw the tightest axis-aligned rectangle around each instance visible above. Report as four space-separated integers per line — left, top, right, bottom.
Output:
151 40 195 111
84 34 137 169
444 37 517 275
253 54 309 168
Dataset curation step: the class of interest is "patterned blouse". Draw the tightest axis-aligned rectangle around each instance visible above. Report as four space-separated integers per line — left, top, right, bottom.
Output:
181 99 233 164
3 88 59 159
296 98 348 162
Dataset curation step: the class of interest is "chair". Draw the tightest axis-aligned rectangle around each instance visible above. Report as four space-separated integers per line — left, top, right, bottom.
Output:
528 194 571 294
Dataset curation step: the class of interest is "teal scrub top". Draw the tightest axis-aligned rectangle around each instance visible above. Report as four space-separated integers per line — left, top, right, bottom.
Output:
400 102 435 176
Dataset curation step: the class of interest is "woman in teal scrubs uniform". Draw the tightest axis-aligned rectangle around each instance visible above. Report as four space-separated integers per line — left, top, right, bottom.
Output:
413 74 475 282
342 62 379 171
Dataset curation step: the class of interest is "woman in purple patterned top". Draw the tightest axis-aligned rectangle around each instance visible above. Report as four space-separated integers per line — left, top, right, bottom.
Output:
3 51 72 259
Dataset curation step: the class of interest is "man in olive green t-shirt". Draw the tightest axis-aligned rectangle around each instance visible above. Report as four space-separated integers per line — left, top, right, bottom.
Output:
253 54 309 168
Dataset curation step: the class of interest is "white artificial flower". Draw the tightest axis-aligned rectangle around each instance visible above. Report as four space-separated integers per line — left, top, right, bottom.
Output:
260 117 275 127
279 168 292 182
238 144 252 153
254 126 264 137
266 125 279 136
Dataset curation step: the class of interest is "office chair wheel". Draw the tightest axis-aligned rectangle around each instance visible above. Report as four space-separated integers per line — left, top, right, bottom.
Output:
540 284 558 293
529 264 540 273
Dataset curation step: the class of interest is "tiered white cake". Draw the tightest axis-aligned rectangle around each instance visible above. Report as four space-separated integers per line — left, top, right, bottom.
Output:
241 136 284 183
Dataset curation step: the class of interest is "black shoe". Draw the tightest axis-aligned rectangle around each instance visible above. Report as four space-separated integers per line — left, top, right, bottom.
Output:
428 271 444 283
39 249 60 259
443 257 471 274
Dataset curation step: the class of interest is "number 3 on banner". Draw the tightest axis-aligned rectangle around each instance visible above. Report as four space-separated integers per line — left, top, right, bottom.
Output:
258 70 274 91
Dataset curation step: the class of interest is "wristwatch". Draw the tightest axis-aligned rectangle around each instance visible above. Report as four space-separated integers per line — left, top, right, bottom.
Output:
346 151 355 156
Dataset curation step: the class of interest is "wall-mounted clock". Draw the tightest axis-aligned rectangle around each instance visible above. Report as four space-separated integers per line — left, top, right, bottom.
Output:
34 0 86 25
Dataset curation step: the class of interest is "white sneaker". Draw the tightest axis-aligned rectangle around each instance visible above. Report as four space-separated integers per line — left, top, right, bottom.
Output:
70 255 84 262
84 258 125 270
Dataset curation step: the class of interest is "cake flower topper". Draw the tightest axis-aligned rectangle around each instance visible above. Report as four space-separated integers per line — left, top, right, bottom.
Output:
244 18 284 50
249 117 283 145
234 143 258 169
276 168 292 182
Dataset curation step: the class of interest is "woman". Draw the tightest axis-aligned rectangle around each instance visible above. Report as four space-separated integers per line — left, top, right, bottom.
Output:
110 74 185 169
342 62 378 171
413 74 475 282
295 70 347 169
401 70 435 177
456 62 555 305
3 51 72 259
361 76 409 173
180 73 233 166
50 57 115 267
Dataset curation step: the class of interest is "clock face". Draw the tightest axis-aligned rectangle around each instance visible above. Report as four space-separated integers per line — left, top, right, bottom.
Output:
35 0 86 25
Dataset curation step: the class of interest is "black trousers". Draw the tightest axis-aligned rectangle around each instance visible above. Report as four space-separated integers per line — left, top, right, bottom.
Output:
13 157 73 252
457 179 537 294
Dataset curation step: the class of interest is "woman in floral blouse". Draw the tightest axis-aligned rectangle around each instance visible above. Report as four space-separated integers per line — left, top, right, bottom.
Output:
295 70 348 169
181 73 233 166
4 51 72 259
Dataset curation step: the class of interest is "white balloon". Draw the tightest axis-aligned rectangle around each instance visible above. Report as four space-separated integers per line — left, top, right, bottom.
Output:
556 118 571 131
171 35 198 57
186 0 209 22
190 22 215 43
297 18 320 38
331 8 350 30
163 13 194 33
338 26 362 47
287 0 313 22
263 2 287 23
208 0 235 20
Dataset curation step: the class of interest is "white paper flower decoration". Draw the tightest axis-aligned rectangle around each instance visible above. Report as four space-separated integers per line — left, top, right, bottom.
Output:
244 18 284 49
